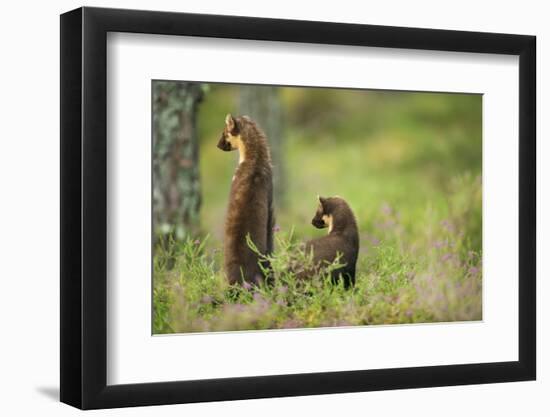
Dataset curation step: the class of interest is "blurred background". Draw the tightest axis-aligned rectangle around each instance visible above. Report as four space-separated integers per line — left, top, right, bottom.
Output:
153 81 481 250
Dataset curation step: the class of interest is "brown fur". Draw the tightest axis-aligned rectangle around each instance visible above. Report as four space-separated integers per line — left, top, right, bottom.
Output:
303 196 359 288
217 114 274 285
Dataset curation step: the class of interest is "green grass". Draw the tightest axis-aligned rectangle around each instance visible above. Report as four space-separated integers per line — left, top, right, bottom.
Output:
153 85 482 334
153 173 482 333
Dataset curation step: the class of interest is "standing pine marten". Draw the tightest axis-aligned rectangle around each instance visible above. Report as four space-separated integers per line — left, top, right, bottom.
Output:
217 114 274 285
303 196 359 288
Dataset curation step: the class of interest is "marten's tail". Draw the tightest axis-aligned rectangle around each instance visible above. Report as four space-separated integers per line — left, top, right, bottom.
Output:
261 188 275 284
266 200 274 255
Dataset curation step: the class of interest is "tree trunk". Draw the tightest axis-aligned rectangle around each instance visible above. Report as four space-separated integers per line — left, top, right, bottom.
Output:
153 81 204 241
239 86 286 207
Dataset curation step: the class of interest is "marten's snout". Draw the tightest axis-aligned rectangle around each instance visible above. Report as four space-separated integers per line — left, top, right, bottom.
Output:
217 135 232 152
312 217 326 229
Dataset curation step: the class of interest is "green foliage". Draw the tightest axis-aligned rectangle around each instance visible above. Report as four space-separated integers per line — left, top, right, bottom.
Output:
153 173 482 333
194 85 481 249
152 83 483 333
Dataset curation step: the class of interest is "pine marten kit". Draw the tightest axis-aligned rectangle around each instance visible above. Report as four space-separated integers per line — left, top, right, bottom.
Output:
305 196 360 288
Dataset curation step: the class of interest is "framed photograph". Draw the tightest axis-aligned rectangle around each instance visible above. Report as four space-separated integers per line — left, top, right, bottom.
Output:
60 6 536 409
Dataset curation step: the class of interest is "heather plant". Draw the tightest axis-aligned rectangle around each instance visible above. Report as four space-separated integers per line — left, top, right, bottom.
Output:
153 174 482 333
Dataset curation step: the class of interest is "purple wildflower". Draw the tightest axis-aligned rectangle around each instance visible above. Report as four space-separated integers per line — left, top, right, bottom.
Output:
254 274 264 284
440 219 455 233
252 293 270 313
272 224 281 232
433 240 446 249
233 303 246 313
242 281 252 290
277 285 288 295
441 253 452 262
282 319 301 329
468 266 480 275
201 295 213 304
193 239 200 245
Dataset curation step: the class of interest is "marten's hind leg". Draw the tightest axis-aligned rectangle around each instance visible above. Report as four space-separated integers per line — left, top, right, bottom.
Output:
225 263 245 286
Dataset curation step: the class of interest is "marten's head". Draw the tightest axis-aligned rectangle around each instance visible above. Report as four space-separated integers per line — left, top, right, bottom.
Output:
217 114 271 164
312 196 357 235
217 114 242 152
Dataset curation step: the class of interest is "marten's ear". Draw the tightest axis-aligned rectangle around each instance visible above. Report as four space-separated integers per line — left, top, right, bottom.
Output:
225 114 238 134
318 195 327 210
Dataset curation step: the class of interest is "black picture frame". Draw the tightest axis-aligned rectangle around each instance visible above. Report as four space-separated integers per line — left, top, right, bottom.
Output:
60 6 536 410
